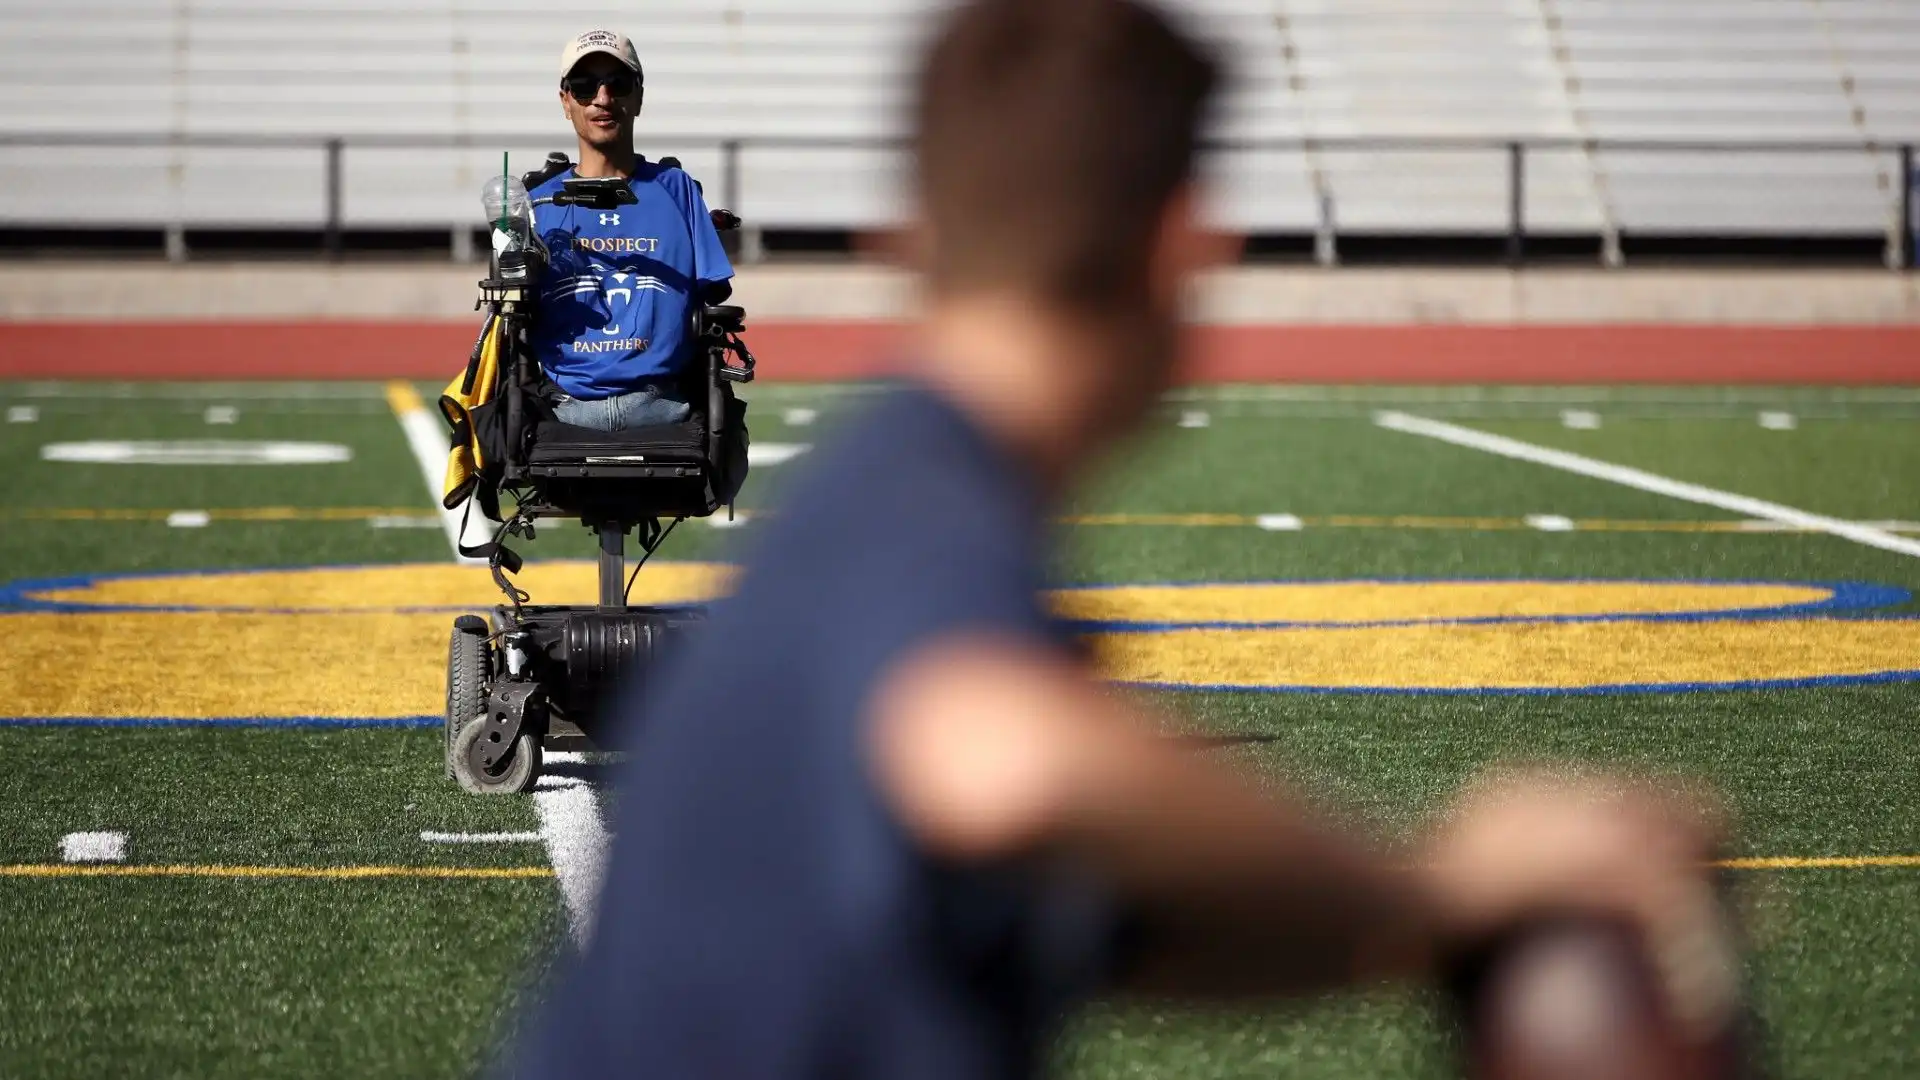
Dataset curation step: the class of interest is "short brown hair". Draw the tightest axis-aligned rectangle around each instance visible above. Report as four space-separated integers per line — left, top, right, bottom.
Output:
913 0 1219 312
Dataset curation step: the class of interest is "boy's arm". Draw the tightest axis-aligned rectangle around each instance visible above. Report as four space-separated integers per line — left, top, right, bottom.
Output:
867 634 1718 999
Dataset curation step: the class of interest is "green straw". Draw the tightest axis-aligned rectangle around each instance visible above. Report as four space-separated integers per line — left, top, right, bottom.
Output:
497 151 509 232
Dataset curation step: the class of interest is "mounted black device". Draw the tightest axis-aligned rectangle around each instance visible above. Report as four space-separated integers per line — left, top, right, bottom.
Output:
551 176 640 210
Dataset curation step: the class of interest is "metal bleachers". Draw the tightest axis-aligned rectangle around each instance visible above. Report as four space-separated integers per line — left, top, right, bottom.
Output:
1550 0 1899 238
0 0 1916 248
1278 0 1606 234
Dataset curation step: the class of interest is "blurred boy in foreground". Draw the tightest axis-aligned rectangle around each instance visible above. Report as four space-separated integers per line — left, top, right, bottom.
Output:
505 0 1731 1076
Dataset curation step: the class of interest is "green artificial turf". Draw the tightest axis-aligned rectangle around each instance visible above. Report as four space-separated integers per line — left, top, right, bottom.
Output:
1 381 1918 1077
1471 418 1920 522
0 878 560 1080
4 400 424 510
0 729 544 869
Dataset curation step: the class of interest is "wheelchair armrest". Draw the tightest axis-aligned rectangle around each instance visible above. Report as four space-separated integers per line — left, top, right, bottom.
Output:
694 304 754 384
697 304 746 336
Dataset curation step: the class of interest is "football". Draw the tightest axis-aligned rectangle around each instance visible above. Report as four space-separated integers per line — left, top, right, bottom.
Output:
1459 918 1753 1080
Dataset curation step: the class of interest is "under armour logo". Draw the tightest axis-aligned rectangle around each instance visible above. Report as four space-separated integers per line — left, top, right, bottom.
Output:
599 212 620 226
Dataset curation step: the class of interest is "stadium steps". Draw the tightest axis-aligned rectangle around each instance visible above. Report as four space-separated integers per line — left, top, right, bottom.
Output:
2 0 1917 246
1275 0 1606 235
1553 0 1902 240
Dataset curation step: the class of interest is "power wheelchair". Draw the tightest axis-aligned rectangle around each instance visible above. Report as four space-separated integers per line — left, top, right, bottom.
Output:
443 153 756 794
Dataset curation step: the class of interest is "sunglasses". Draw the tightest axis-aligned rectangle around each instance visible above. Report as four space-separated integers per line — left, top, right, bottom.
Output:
563 70 639 102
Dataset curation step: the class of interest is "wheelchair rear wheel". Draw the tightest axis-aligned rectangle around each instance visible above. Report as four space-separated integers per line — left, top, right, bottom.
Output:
445 618 491 780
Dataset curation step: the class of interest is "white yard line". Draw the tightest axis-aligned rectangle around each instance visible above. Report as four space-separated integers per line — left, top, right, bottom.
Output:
16 381 388 400
420 831 543 844
383 387 609 932
1150 385 1920 421
1375 411 1920 560
1173 385 1920 406
1209 405 1920 422
748 442 811 466
383 381 484 564
533 751 613 948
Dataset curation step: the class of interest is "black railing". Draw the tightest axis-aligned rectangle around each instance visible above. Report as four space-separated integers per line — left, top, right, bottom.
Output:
1 132 1914 268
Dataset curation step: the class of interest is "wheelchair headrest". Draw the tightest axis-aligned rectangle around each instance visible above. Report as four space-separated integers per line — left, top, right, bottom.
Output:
521 151 573 191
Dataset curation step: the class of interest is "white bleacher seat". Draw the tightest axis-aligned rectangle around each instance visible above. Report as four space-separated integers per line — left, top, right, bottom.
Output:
1596 149 1897 234
0 0 1916 241
1278 0 1606 233
1553 0 1904 234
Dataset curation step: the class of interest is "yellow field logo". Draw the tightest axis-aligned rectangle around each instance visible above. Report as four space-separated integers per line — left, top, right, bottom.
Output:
1061 579 1920 694
1 566 1917 723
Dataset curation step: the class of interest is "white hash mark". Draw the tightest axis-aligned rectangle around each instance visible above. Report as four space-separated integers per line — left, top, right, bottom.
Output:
61 832 126 863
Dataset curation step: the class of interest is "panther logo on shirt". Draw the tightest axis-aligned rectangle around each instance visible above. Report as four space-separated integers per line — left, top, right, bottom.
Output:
602 272 634 334
605 271 634 307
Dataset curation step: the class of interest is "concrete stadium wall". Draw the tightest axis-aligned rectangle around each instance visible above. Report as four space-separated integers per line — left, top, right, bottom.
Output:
2 263 1917 382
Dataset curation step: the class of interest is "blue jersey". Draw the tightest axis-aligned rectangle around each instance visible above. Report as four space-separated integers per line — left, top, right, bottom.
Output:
504 385 1120 1080
527 161 735 399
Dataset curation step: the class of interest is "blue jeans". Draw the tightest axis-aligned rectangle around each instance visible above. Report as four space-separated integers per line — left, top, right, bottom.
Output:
552 383 692 431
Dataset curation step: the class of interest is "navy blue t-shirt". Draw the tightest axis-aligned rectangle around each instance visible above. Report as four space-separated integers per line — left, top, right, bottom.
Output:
507 385 1116 1080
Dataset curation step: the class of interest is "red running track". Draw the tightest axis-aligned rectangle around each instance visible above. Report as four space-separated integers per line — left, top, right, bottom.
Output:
2 321 1918 383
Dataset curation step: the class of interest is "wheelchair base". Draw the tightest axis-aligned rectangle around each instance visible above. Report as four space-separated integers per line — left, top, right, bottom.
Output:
444 602 703 793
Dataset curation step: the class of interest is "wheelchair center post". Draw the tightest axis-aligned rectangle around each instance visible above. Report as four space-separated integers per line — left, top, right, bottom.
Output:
597 523 625 610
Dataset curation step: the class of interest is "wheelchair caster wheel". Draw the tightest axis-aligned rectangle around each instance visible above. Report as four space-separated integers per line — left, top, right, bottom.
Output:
450 713 542 795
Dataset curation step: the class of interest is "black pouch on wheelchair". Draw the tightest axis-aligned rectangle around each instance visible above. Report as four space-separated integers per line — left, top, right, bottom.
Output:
717 386 751 506
462 368 566 521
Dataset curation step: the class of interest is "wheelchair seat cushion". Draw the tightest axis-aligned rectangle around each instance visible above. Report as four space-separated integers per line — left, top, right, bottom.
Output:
527 415 709 465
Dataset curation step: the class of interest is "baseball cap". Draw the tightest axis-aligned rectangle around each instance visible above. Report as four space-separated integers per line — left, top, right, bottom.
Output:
559 29 642 79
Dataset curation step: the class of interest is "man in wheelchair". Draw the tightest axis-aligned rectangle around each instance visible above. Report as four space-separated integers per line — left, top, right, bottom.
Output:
432 31 755 794
531 29 736 431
